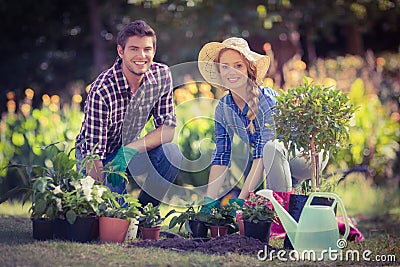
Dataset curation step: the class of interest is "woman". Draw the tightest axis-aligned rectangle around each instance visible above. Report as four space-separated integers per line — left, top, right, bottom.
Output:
197 37 328 209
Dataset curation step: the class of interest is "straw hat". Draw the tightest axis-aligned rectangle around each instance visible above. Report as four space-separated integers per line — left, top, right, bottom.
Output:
198 37 270 87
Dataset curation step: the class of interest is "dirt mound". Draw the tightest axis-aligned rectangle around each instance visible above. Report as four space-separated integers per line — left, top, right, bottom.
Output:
127 234 275 255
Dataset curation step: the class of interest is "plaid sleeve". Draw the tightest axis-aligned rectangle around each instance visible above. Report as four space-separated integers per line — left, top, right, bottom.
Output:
82 87 108 159
153 67 176 128
211 103 232 166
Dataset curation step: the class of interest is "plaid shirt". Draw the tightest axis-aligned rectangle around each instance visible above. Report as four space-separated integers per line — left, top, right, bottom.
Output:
76 58 176 159
211 86 277 166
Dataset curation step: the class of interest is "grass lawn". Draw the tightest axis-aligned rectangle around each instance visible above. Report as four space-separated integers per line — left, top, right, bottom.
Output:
1 175 399 266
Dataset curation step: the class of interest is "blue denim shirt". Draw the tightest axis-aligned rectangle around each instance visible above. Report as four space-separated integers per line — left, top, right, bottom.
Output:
211 86 277 166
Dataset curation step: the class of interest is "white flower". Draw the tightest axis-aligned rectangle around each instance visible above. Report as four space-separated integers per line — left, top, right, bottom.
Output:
83 189 93 202
53 185 62 195
96 186 107 198
70 180 81 189
83 188 93 202
81 176 95 190
55 198 62 212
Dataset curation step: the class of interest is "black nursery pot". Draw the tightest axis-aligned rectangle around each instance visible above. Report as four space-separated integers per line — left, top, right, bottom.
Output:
66 215 97 243
188 220 208 238
32 218 53 241
53 218 68 240
243 219 272 243
283 194 336 249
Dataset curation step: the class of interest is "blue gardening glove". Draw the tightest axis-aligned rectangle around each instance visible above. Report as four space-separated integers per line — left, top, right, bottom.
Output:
107 146 139 187
199 196 220 214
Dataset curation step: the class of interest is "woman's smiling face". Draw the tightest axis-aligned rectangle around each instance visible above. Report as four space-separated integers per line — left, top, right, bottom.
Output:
218 49 249 90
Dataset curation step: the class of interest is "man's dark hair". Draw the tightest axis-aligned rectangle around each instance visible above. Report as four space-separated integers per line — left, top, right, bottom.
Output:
117 20 157 50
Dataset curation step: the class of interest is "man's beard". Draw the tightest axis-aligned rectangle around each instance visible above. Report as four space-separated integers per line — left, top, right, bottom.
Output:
126 65 150 76
128 66 147 76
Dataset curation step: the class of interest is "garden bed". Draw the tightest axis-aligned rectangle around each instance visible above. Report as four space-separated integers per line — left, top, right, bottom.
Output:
127 234 276 255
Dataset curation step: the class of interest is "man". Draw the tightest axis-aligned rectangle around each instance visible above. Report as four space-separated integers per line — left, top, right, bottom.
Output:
75 20 182 207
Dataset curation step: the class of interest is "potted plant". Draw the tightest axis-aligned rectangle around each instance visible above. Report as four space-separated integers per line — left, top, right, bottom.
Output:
29 176 60 240
168 203 209 238
241 192 278 243
207 203 238 238
47 149 88 240
98 189 142 243
273 77 356 248
4 144 87 241
59 175 107 242
2 143 113 242
138 203 174 240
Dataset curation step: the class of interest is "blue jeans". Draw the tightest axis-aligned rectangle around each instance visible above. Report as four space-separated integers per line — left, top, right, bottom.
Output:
76 143 182 207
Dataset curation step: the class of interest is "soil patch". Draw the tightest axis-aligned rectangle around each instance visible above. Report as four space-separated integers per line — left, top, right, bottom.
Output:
127 234 276 255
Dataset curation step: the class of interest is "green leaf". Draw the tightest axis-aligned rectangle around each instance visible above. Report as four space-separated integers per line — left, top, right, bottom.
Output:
66 210 77 224
34 199 46 216
46 205 56 219
164 209 176 219
32 178 48 193
168 216 179 229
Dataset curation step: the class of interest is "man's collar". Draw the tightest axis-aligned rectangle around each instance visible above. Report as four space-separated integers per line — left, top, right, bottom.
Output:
144 66 157 85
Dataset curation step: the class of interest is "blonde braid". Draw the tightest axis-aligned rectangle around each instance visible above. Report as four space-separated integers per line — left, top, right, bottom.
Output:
246 60 260 134
246 84 259 134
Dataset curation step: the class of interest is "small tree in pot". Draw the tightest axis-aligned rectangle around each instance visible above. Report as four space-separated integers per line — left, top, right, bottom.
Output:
273 78 356 249
274 78 356 192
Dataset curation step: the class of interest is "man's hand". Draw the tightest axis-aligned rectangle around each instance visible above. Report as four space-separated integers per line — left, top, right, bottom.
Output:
107 146 139 186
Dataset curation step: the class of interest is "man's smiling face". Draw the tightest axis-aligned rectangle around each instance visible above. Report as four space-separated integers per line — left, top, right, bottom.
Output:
118 35 155 76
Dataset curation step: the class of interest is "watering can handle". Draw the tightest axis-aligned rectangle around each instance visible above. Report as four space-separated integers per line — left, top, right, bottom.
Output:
305 192 350 241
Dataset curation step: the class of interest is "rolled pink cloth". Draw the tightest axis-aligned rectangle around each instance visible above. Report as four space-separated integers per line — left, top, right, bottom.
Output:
337 215 364 242
270 191 292 239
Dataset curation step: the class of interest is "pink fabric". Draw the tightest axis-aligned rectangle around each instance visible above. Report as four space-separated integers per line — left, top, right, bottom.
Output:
337 215 364 242
270 191 292 238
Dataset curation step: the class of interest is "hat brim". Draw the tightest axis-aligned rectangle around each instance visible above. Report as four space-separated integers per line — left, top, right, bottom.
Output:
198 42 270 88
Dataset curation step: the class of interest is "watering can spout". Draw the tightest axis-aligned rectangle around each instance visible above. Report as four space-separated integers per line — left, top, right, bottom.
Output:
256 189 298 245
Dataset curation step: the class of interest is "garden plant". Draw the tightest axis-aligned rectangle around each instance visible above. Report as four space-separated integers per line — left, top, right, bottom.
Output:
138 203 175 240
168 203 209 237
274 77 356 192
98 190 142 243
